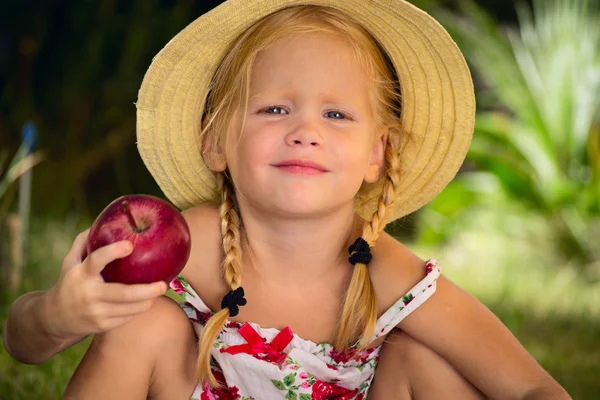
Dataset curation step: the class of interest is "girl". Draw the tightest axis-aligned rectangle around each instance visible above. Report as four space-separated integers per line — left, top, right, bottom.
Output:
6 0 569 399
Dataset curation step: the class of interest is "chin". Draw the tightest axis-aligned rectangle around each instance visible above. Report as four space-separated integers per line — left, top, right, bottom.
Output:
267 198 348 219
239 183 354 218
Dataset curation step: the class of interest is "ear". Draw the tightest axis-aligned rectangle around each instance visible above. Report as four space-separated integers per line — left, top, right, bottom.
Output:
364 128 388 183
202 134 227 172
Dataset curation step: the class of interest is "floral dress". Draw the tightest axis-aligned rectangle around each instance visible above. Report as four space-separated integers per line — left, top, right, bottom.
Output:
169 259 442 399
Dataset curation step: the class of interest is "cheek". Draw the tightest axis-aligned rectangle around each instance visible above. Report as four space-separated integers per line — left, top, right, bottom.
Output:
340 135 373 165
333 139 372 182
228 130 276 172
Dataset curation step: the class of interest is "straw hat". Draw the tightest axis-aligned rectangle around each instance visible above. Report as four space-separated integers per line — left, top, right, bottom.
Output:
136 0 475 224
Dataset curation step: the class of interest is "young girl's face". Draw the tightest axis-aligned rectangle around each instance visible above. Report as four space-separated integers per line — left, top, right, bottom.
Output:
223 32 386 218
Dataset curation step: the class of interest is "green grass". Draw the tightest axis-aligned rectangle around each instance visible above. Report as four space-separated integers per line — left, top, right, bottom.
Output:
488 304 600 399
0 336 91 399
1 205 599 399
411 204 600 399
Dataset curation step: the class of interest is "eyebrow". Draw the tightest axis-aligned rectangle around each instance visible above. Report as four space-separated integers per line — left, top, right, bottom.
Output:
249 91 360 106
248 92 366 117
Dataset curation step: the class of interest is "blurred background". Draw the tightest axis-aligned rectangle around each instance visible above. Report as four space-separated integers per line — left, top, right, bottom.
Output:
1 0 598 398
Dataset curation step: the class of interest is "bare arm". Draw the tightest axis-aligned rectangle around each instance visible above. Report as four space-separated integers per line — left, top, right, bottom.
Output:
522 387 572 400
3 229 166 365
4 206 214 366
3 291 86 364
370 237 570 400
399 274 571 400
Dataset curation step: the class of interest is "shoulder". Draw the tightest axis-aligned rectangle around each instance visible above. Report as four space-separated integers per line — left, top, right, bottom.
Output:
180 205 222 278
369 232 430 316
181 204 221 241
179 205 229 309
99 296 191 350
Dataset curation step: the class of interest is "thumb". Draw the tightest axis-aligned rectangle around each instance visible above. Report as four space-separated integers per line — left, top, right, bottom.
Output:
83 240 134 277
63 228 91 272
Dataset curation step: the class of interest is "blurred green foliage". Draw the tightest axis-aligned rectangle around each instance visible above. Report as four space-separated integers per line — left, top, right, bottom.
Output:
420 0 600 270
0 138 43 218
1 0 225 217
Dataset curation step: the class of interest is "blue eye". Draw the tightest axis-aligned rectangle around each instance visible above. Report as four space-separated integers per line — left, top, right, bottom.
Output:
264 107 288 115
325 111 346 119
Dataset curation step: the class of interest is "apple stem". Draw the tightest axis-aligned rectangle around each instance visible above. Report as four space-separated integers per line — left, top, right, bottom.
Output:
121 201 141 233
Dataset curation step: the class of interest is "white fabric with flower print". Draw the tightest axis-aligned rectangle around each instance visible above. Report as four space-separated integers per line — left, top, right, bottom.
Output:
169 259 442 399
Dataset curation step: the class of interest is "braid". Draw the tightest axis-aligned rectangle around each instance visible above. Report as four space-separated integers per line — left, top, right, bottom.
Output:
196 172 244 387
365 129 402 240
335 130 402 352
219 174 243 289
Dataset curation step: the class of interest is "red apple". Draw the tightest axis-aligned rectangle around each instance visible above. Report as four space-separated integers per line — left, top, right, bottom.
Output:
87 194 191 285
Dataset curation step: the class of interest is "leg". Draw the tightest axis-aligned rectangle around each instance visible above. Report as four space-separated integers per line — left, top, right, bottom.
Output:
63 296 197 400
369 328 486 400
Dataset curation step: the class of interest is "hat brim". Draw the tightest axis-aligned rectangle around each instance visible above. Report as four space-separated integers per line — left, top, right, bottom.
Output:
136 0 475 223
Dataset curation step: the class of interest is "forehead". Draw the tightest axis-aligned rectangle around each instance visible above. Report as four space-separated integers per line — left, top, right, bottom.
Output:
249 33 371 102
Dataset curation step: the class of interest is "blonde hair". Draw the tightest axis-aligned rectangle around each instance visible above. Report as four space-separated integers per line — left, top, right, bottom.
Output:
198 5 404 387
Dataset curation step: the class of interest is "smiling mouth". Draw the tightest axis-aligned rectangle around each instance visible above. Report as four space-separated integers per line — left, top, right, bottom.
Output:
272 159 329 175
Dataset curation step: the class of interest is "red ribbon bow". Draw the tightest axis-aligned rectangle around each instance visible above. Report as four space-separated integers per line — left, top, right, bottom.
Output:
221 322 294 364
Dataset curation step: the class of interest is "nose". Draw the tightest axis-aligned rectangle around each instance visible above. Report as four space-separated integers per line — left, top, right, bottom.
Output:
284 118 323 148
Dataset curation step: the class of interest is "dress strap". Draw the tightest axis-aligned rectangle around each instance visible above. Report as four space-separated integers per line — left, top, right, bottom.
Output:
369 259 442 342
170 275 214 314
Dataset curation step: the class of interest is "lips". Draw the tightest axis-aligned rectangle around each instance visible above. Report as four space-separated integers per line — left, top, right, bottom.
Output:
273 160 329 175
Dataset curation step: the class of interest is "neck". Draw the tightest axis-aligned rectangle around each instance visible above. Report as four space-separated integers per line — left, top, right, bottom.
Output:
237 202 365 284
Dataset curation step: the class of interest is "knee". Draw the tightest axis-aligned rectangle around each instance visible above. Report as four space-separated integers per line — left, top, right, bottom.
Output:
379 328 456 373
136 295 194 340
381 328 431 365
376 329 485 400
372 329 436 390
130 295 195 347
368 330 416 399
64 296 196 398
95 295 194 358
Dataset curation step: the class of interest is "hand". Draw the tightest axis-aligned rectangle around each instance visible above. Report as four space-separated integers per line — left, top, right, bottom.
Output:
45 229 168 340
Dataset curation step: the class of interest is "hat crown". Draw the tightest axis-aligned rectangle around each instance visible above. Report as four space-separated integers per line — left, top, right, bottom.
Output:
136 0 475 223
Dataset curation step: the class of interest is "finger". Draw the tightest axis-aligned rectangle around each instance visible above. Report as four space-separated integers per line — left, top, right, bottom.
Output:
98 281 167 303
95 315 134 333
101 299 157 318
83 240 134 276
81 246 89 262
63 229 91 267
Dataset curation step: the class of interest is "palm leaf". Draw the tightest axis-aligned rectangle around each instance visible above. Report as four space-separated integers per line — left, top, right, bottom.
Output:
0 147 45 199
437 0 600 211
432 0 600 262
510 0 600 170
